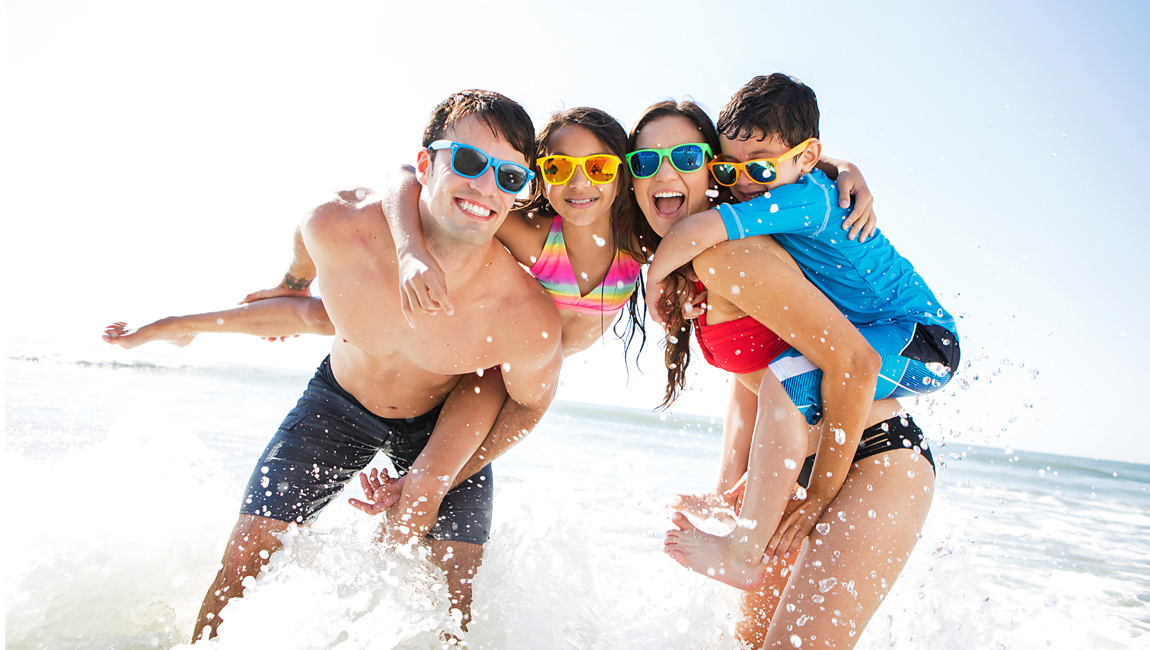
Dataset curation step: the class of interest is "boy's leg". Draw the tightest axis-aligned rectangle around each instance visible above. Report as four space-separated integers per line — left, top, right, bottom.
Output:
664 371 807 589
671 380 758 522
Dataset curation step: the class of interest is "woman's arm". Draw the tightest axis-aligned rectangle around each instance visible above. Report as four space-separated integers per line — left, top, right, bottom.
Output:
695 238 880 552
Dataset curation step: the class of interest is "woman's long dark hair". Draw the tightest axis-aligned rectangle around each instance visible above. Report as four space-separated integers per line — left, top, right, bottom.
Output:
617 100 726 408
520 107 646 354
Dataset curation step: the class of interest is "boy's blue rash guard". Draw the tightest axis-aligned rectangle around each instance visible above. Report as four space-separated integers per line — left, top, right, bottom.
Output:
716 168 955 332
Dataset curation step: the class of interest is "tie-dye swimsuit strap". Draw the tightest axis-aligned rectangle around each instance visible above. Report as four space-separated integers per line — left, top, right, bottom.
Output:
528 217 641 315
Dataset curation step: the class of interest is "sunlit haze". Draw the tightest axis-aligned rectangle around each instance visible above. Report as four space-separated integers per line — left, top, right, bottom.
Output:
6 0 1150 463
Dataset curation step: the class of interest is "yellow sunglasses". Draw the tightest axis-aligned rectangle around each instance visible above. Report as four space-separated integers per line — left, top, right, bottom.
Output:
536 154 622 185
707 138 817 186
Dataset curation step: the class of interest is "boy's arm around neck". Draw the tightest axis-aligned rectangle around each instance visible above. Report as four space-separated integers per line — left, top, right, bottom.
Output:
644 208 729 323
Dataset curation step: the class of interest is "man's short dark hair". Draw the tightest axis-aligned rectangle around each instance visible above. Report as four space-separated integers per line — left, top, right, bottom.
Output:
716 73 820 148
422 90 535 164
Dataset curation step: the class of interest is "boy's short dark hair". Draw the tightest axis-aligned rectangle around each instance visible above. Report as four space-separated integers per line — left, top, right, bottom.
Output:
422 89 535 164
716 73 819 148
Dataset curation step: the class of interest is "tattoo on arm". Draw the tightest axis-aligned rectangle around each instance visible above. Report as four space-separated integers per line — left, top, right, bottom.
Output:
284 273 313 291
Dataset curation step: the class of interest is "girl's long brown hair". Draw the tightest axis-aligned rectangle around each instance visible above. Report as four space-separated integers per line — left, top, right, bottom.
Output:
618 100 726 408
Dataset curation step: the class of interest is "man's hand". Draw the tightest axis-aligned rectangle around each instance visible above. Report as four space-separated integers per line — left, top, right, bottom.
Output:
397 251 453 328
347 468 405 515
836 168 877 242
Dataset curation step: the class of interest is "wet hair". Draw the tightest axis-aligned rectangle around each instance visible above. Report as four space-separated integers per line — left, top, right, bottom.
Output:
716 73 820 148
422 89 536 165
619 99 725 408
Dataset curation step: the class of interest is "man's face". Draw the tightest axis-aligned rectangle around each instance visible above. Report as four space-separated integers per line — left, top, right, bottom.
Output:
418 114 527 247
719 131 814 203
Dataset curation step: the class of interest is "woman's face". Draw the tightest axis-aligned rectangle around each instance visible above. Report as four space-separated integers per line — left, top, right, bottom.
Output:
542 124 619 228
631 115 713 238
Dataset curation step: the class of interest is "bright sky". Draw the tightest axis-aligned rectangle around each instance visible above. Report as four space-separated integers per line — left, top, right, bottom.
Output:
6 0 1150 463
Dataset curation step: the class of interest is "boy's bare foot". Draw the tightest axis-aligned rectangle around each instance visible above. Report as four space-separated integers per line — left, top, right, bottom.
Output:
669 492 737 525
102 319 196 349
664 511 768 591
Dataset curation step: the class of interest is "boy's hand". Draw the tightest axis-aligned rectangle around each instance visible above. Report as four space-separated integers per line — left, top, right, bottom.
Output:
836 168 877 243
397 251 453 328
348 467 404 515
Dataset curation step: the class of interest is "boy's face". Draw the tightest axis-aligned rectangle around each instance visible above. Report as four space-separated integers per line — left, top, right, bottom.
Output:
719 132 818 203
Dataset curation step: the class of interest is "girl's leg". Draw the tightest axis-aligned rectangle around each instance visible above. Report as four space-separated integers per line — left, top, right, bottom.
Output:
664 372 807 589
103 297 331 348
382 369 507 543
762 447 934 649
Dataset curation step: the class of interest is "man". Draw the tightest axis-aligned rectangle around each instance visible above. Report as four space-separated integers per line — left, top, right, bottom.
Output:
193 90 563 641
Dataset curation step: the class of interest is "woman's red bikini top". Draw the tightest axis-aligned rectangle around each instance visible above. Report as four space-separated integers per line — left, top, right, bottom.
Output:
692 282 791 374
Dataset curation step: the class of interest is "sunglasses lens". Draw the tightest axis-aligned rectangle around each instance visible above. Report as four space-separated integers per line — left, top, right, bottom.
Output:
670 145 705 172
540 156 574 185
629 151 660 178
497 164 529 193
452 146 489 177
585 156 619 183
746 161 777 184
709 163 738 186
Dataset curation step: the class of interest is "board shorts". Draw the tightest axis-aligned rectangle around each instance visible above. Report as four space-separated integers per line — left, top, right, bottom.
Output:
795 414 936 487
769 321 960 425
238 356 493 545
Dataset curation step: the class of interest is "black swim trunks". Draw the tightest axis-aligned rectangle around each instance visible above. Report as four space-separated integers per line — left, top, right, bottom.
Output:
796 414 935 487
239 356 493 545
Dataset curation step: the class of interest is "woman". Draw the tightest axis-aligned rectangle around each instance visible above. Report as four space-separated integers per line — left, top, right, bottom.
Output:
620 99 942 649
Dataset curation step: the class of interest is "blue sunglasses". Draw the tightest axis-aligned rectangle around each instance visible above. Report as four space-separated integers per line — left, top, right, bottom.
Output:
427 140 535 194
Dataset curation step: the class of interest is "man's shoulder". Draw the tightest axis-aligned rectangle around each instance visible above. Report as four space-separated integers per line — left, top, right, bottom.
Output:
305 188 390 244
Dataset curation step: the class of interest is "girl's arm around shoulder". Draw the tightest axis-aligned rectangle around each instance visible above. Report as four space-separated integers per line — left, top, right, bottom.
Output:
495 208 549 267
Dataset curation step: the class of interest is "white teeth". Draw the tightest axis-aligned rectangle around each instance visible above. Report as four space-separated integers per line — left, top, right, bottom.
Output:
459 199 491 217
654 191 684 198
568 198 595 205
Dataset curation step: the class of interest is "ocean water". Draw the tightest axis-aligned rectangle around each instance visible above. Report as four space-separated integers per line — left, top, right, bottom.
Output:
5 338 1150 650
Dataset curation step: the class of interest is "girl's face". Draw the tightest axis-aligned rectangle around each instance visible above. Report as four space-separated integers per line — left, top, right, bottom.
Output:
542 125 620 228
631 115 713 238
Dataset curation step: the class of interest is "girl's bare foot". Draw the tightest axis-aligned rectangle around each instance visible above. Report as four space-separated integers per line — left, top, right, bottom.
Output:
669 492 737 526
102 318 196 349
664 511 768 591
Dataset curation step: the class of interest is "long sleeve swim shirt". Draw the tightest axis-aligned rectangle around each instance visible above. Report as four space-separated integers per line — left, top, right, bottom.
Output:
715 168 955 332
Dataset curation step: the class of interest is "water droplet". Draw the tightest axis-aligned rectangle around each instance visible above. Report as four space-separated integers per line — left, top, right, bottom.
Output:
784 458 797 470
815 523 830 535
867 510 877 519
797 615 809 627
789 634 802 647
834 428 846 445
795 487 808 500
819 577 838 593
592 234 606 247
